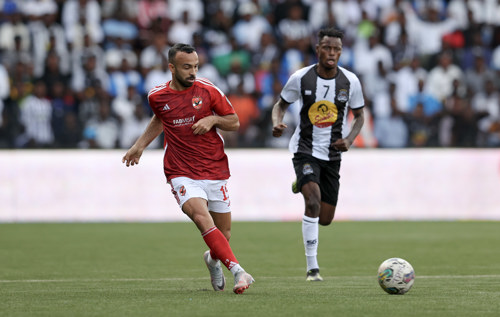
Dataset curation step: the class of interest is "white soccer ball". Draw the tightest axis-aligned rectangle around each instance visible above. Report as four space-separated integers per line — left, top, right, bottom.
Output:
377 257 415 295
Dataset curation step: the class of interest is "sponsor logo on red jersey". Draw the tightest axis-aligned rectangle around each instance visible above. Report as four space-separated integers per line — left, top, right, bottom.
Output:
173 115 195 126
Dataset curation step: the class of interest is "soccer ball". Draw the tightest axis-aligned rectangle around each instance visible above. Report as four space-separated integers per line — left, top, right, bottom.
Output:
377 257 415 295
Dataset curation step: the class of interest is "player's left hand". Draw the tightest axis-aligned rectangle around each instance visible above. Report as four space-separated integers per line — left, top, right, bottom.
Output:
332 138 351 152
192 117 214 135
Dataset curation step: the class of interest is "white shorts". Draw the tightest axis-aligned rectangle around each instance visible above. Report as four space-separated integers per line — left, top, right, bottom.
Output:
169 177 231 213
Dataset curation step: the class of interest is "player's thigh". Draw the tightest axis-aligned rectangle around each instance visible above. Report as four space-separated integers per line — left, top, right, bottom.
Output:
319 160 340 206
292 153 321 193
170 177 208 210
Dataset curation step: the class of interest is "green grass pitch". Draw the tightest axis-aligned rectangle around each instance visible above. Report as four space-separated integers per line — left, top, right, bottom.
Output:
1 221 499 317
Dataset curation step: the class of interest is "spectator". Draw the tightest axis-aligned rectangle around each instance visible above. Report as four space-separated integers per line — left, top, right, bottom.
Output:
226 58 255 96
426 51 464 103
0 2 30 53
143 54 171 93
37 51 71 99
82 101 120 149
277 3 312 52
354 31 393 100
29 5 70 77
197 52 227 93
107 55 143 99
0 79 24 148
61 0 103 47
1 35 32 74
0 63 10 142
111 85 143 123
461 29 492 70
58 112 83 148
119 103 159 149
407 78 443 146
136 0 169 32
139 32 170 74
403 2 458 68
392 56 428 111
372 82 408 148
330 0 362 38
471 79 500 147
71 32 106 77
254 57 289 111
168 10 201 46
50 80 78 147
443 92 478 147
232 2 271 52
71 53 110 97
252 31 280 71
101 0 138 46
408 79 442 118
18 80 54 148
167 0 203 24
227 81 260 147
492 44 500 84
212 36 251 77
464 54 495 95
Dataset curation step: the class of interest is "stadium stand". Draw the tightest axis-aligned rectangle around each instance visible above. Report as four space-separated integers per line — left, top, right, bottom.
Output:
0 0 499 149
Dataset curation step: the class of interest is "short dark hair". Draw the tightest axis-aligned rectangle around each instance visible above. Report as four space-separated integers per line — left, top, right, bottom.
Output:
318 28 344 41
168 43 196 63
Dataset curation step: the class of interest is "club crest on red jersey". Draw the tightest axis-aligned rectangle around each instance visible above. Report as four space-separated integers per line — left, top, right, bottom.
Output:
192 96 203 110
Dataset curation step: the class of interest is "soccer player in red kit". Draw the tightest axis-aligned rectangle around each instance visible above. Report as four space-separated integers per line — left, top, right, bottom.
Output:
122 43 254 294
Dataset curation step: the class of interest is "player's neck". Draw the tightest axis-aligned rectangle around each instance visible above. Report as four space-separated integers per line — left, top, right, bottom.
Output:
169 80 191 91
316 64 338 79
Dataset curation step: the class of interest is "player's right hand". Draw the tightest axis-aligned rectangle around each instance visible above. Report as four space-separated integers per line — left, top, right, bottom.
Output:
272 123 287 137
122 147 143 167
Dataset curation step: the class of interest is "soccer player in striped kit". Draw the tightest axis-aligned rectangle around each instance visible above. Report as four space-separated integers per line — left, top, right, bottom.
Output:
272 28 365 281
122 43 254 294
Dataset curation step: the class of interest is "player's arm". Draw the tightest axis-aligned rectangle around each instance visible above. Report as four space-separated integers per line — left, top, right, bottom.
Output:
122 114 163 166
332 107 365 152
192 113 240 135
271 97 291 137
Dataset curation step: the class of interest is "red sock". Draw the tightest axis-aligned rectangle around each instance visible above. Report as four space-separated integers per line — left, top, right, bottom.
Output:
202 226 239 270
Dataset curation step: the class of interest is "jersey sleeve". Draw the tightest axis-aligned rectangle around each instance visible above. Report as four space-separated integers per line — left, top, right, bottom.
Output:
280 72 301 104
349 75 365 109
206 81 235 116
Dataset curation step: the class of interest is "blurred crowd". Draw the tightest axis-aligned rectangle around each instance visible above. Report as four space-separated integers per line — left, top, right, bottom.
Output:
0 0 499 150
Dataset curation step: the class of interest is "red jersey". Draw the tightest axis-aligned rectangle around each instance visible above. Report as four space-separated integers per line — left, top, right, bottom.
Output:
148 78 236 181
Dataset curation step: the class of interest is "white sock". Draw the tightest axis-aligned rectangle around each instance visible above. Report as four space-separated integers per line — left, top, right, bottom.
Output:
230 264 244 276
302 215 319 271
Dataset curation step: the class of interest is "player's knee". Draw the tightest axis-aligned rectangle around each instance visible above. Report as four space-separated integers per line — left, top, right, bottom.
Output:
319 219 333 226
305 200 321 217
222 229 231 241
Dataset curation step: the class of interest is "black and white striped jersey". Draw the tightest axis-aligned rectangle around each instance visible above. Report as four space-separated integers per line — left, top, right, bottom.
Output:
281 65 364 161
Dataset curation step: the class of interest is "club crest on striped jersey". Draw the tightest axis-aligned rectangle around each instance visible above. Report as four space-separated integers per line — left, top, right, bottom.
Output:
192 96 203 110
308 100 338 128
337 89 349 103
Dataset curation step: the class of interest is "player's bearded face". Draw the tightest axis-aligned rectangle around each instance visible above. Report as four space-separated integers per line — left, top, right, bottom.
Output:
171 52 199 88
317 37 342 70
